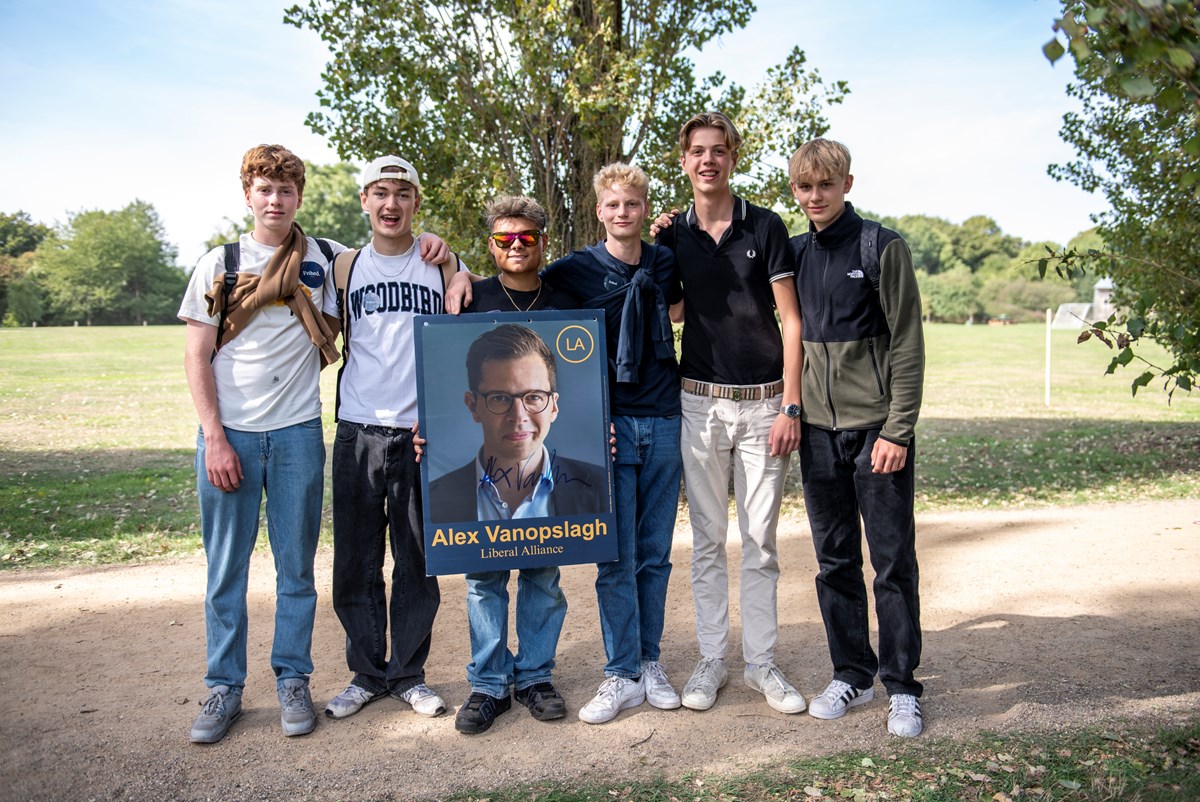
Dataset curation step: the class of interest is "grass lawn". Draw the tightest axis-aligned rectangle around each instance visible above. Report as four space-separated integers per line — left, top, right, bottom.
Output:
1 324 1196 799
1 323 1197 567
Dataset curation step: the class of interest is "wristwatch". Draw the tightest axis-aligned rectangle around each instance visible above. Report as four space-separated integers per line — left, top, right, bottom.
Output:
782 403 802 419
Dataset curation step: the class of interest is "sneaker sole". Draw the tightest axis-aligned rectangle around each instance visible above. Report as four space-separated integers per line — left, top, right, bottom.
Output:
807 687 874 720
578 691 647 724
189 710 243 744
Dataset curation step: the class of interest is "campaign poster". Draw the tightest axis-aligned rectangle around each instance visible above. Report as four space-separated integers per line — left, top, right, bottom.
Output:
415 310 616 575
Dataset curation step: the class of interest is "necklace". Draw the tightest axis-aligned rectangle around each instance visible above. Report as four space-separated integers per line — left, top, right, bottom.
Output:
498 277 542 312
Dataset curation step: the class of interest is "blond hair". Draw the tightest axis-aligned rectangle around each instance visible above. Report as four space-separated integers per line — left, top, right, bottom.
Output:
678 111 742 155
789 138 852 184
592 162 649 200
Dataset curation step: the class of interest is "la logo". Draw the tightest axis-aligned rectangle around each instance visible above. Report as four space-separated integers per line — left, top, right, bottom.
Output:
556 324 595 364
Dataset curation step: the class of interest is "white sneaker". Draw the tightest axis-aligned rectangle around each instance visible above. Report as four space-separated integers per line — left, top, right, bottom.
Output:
807 679 874 720
744 663 806 714
887 694 923 737
324 683 383 719
399 683 447 717
642 661 681 710
680 657 727 711
578 676 646 724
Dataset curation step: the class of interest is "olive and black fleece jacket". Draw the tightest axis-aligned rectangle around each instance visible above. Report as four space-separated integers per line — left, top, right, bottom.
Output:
789 203 925 446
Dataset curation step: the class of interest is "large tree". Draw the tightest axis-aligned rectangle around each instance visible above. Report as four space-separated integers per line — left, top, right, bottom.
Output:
37 201 186 326
285 0 846 267
0 211 52 322
1043 0 1200 397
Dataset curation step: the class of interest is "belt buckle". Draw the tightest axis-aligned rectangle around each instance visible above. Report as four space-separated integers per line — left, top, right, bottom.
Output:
731 387 742 402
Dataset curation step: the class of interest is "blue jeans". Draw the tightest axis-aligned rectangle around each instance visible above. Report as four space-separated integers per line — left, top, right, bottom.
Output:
331 422 440 695
195 418 324 691
800 423 922 697
464 567 566 698
595 414 682 678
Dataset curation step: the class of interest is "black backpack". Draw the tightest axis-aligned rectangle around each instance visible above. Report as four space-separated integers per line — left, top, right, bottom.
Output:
212 238 335 358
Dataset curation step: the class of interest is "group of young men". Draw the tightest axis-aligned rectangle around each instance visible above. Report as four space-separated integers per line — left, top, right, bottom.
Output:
178 110 926 746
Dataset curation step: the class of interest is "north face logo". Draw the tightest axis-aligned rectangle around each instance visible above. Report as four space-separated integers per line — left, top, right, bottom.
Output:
847 269 864 279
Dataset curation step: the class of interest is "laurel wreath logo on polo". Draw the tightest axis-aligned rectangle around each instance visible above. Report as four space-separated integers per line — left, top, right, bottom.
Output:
746 249 757 258
555 325 594 364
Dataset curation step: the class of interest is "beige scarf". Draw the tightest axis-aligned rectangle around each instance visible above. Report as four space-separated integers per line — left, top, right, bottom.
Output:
205 223 339 367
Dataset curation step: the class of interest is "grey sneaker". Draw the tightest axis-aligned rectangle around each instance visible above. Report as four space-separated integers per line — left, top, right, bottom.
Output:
808 679 874 720
278 678 317 737
887 694 923 737
325 683 383 719
398 683 447 717
744 663 807 714
681 657 727 711
642 661 681 710
189 685 242 744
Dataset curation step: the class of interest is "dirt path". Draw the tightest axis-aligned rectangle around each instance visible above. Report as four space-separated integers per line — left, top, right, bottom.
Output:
1 499 1197 802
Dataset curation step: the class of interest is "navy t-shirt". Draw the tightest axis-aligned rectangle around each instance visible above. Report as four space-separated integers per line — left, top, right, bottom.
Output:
655 196 794 385
543 241 683 417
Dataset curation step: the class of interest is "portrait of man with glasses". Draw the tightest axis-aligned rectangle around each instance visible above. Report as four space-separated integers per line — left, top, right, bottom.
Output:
427 322 606 524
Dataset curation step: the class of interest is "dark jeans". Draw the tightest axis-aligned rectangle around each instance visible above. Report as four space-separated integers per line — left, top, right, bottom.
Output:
800 423 922 697
332 421 440 695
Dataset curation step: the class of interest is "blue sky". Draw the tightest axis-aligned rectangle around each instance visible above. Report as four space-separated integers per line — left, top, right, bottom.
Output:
0 0 1101 266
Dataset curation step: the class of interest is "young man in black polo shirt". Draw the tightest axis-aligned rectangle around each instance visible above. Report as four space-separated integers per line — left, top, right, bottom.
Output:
655 111 805 715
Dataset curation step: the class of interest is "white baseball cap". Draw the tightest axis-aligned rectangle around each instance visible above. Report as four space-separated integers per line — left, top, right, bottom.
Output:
360 156 421 192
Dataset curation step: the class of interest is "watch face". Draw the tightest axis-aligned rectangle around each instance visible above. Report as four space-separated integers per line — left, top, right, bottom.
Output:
784 403 802 419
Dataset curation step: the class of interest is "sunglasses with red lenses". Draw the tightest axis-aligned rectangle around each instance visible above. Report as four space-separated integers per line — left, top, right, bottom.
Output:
488 230 541 249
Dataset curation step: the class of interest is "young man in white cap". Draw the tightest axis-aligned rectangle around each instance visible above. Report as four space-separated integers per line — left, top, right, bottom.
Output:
324 155 458 722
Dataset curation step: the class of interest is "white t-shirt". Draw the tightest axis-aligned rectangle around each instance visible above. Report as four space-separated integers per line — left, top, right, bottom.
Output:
178 233 342 432
337 240 455 428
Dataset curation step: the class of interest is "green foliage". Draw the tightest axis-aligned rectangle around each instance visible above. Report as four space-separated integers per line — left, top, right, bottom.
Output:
978 273 1076 323
1043 0 1200 399
0 211 52 322
34 201 185 326
0 210 50 258
918 266 983 323
295 160 369 246
284 0 846 268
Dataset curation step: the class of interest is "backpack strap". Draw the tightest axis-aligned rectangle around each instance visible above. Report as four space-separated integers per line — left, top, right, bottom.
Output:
314 237 334 264
860 219 882 292
331 248 360 423
211 242 240 362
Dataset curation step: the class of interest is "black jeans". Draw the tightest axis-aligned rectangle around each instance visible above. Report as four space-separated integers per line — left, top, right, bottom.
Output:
800 423 922 697
332 421 440 695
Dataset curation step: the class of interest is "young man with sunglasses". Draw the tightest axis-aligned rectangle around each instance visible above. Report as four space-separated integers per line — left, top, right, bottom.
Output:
446 175 685 725
444 197 598 735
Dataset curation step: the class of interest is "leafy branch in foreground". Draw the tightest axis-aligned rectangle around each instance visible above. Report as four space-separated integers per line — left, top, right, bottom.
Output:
1036 245 1197 398
1042 0 1200 401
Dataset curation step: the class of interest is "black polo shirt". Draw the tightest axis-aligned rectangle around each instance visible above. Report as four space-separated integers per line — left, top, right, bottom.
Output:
656 196 794 385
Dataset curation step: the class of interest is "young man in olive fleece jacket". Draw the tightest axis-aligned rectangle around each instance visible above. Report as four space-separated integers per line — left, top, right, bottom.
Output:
787 138 926 738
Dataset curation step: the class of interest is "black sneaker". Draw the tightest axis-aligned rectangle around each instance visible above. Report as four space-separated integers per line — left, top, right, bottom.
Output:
515 682 567 721
454 692 512 734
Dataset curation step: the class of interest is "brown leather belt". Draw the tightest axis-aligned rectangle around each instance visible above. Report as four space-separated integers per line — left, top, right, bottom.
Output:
681 378 783 402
